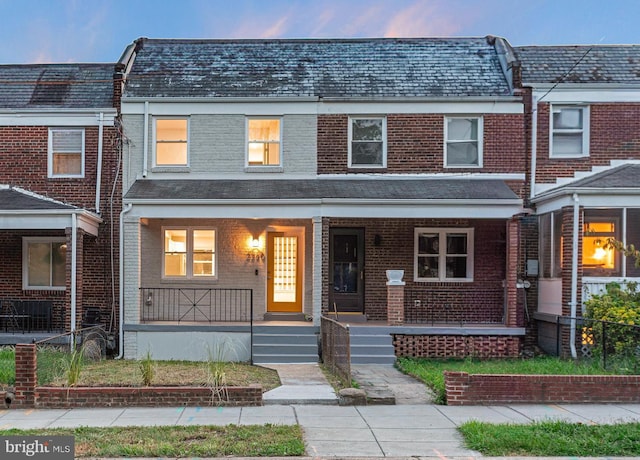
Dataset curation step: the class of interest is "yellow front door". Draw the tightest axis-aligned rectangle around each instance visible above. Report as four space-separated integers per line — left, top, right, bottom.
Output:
267 232 302 312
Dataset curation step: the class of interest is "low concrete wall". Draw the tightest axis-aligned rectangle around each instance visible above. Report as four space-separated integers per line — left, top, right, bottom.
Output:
445 371 640 405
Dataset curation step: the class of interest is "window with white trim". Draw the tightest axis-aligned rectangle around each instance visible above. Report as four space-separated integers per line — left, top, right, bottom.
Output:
550 105 589 157
349 117 386 168
154 118 189 166
247 118 281 166
48 128 84 177
414 228 474 282
445 117 482 167
163 228 216 278
23 237 66 290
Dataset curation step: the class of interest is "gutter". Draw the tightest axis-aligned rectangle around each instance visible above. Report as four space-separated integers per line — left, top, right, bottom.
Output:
142 101 149 178
116 203 133 359
95 113 104 214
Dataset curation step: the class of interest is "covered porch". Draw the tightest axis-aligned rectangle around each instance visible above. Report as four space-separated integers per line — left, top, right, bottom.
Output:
0 185 102 344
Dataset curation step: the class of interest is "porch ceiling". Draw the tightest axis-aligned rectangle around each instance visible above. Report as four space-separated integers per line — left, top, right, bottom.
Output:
124 178 523 219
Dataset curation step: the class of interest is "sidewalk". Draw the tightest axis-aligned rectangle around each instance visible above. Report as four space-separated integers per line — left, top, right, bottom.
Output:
2 403 640 457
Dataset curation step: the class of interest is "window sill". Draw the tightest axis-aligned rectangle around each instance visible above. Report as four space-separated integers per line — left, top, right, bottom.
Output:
151 166 191 173
444 165 482 169
549 154 589 160
244 166 284 173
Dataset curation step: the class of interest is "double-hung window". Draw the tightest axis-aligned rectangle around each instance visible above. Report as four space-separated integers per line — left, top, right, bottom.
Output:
247 118 281 166
349 117 386 168
163 228 216 279
154 118 189 166
414 228 474 282
550 105 589 157
445 117 482 167
48 128 84 177
23 238 66 290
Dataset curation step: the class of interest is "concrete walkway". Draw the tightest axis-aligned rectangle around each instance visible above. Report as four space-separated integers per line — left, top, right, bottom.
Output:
351 364 435 404
262 364 337 405
2 403 640 457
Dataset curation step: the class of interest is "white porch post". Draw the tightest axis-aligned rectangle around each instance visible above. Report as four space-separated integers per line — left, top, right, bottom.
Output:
312 216 323 326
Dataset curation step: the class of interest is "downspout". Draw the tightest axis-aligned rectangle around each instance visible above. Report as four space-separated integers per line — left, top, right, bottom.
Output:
116 202 133 359
71 213 78 343
570 193 580 359
142 101 149 178
95 112 104 213
529 95 538 201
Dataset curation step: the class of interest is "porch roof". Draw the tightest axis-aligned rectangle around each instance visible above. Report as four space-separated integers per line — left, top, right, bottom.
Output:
0 186 102 235
124 178 523 219
533 163 640 212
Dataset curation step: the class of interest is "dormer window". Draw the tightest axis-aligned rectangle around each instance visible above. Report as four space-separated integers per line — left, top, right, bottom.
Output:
349 117 386 168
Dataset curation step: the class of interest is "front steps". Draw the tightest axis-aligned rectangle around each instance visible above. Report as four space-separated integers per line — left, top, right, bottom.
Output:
348 326 396 365
252 325 319 364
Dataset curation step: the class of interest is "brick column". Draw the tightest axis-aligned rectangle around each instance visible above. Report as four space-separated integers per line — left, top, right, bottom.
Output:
14 344 37 407
505 218 520 327
386 270 405 326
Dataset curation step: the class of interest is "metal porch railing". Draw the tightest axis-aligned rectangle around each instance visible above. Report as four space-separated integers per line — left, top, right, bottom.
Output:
140 288 253 324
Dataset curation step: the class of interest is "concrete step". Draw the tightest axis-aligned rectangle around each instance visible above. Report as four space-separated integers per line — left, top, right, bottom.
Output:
349 329 396 365
350 354 396 365
252 325 319 364
252 333 318 345
253 354 319 364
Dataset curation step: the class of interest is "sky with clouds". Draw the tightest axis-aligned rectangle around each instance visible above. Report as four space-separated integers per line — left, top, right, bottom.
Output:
1 0 638 64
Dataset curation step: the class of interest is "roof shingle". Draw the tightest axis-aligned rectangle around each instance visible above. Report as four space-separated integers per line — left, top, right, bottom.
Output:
124 37 512 99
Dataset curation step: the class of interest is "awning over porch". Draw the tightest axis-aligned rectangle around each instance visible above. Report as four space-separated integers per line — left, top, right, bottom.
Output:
533 163 640 213
124 177 523 219
0 185 101 235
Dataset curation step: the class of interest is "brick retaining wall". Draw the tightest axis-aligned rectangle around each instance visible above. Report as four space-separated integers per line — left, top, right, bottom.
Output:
10 343 262 408
445 371 640 405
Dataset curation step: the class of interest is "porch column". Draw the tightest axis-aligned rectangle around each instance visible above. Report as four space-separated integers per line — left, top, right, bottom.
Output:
312 216 323 326
122 216 141 359
560 205 583 358
386 270 405 326
505 218 520 327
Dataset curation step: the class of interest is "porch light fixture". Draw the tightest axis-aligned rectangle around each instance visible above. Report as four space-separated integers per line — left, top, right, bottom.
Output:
247 238 264 263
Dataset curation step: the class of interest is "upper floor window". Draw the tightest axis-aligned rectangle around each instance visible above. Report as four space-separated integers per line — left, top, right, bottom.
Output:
48 128 84 178
445 117 482 168
550 106 589 158
23 237 66 290
163 227 216 279
349 117 386 168
154 118 189 166
414 228 474 282
247 118 281 166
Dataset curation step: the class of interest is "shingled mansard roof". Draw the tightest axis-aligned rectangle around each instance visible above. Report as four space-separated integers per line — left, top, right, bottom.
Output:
125 178 520 202
515 45 640 85
123 37 515 99
0 63 115 109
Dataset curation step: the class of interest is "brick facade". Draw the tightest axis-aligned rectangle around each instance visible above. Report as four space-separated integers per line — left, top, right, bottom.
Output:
0 122 122 335
534 103 640 184
317 113 525 176
323 218 512 324
445 371 640 405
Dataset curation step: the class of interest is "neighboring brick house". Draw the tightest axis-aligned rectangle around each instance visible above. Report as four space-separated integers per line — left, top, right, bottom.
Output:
118 36 528 362
0 64 122 346
515 45 640 356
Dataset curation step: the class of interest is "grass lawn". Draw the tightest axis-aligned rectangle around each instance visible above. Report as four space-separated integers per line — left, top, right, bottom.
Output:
0 347 281 391
396 356 619 404
0 425 305 457
459 420 640 456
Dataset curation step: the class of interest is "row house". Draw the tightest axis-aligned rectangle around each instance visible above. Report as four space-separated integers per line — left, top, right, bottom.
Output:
0 63 121 347
118 37 528 362
515 45 640 356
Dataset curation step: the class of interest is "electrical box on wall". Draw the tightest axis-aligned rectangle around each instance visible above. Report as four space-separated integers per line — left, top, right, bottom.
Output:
526 259 539 277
